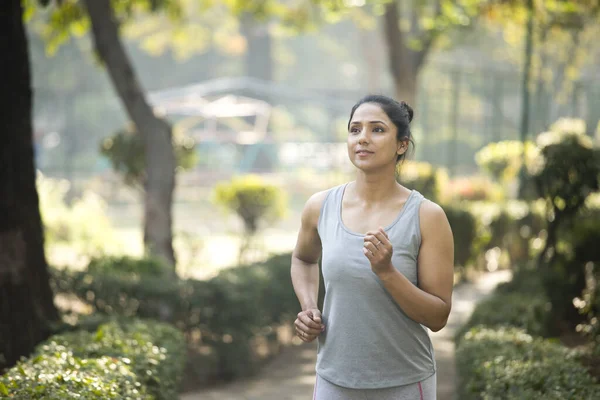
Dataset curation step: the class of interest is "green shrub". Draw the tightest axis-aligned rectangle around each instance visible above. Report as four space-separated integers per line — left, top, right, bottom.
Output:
467 200 546 266
445 176 504 202
456 327 600 400
456 291 552 342
51 253 303 382
0 319 185 400
87 255 170 278
212 175 287 235
0 353 149 400
444 205 479 268
37 173 117 255
100 125 197 186
397 161 447 203
495 268 545 295
212 175 288 263
475 140 539 184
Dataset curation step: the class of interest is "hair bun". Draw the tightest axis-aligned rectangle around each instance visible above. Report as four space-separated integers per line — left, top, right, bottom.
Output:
400 101 414 123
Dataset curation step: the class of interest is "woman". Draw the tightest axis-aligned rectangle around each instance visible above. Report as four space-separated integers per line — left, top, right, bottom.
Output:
290 95 454 400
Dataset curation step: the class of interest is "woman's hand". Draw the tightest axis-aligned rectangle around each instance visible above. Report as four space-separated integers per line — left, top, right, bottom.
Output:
294 309 325 342
363 227 395 276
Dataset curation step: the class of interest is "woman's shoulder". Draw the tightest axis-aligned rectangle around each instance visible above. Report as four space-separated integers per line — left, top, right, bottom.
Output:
417 197 451 238
417 196 447 219
302 184 346 225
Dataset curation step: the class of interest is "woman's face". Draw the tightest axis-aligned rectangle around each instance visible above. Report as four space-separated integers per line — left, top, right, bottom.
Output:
347 103 406 172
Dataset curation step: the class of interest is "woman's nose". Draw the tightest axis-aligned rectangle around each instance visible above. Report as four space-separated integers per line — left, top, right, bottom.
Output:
358 130 369 144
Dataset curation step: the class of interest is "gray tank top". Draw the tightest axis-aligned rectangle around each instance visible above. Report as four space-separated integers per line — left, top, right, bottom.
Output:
315 183 436 389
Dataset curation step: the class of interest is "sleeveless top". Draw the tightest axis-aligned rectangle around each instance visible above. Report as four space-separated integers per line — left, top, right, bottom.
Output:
315 183 436 389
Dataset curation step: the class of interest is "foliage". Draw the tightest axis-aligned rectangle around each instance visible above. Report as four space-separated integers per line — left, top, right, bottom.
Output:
397 161 448 203
456 326 600 400
467 200 546 266
212 175 287 235
475 140 539 184
100 126 197 187
529 119 600 328
87 255 171 278
444 205 479 268
0 319 186 400
456 291 552 342
533 120 600 220
445 176 504 202
50 253 311 382
37 172 117 255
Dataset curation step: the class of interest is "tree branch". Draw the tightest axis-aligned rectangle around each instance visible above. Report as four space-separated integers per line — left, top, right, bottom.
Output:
413 0 442 70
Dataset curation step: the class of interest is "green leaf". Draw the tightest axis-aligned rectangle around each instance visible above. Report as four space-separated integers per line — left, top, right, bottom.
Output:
0 382 8 396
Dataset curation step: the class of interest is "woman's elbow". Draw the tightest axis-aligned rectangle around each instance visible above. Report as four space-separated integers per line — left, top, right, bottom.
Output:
428 318 448 332
428 306 451 332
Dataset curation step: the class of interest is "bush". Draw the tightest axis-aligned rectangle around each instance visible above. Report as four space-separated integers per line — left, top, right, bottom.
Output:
397 161 447 203
445 176 504 202
456 291 552 342
100 125 197 186
444 205 479 268
0 319 186 400
37 173 117 255
467 200 546 266
456 327 600 400
212 175 288 263
51 253 305 382
212 175 287 235
475 140 539 184
87 255 171 278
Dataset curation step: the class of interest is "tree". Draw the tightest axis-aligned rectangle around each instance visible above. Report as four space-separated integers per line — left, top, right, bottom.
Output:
382 0 481 105
34 0 180 268
84 0 179 268
0 0 59 372
241 13 273 81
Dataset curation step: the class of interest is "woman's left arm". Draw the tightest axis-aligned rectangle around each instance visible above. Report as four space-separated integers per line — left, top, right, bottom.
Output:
364 201 454 332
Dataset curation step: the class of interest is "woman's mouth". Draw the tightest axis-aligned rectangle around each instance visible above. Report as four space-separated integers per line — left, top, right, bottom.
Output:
356 150 373 157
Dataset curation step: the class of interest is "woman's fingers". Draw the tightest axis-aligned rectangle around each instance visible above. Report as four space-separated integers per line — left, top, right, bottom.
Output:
371 229 390 247
295 319 322 336
298 312 323 331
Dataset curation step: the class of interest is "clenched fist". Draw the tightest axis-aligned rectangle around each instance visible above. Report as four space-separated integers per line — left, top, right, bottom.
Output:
294 309 325 342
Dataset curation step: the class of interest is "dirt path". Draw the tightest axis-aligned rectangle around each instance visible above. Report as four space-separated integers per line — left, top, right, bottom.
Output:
180 270 511 400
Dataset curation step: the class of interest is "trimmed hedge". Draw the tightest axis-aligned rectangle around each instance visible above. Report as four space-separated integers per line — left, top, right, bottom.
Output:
0 319 186 400
455 291 552 342
456 326 600 400
50 253 317 382
456 267 600 399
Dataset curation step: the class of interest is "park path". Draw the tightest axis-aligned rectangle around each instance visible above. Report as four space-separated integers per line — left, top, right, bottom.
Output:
180 270 511 400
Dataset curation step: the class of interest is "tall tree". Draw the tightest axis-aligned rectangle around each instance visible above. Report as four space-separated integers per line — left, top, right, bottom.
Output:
382 0 480 105
82 0 177 268
0 0 59 372
35 0 179 268
241 13 273 81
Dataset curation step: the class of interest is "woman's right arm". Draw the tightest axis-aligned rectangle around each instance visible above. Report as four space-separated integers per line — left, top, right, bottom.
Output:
291 191 328 342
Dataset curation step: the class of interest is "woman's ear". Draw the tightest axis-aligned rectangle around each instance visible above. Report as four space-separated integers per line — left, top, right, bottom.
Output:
397 140 408 155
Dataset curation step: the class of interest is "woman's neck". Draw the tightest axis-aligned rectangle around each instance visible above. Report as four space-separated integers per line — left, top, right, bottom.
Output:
351 172 400 204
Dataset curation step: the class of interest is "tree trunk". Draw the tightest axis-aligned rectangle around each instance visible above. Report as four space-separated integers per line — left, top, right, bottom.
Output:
0 0 59 372
83 0 176 268
383 1 433 107
241 14 273 82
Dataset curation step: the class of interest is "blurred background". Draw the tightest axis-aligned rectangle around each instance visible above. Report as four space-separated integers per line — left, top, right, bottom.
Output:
2 0 600 399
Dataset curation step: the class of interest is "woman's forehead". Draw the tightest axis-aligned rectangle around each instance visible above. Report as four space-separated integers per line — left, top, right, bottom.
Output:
351 103 389 122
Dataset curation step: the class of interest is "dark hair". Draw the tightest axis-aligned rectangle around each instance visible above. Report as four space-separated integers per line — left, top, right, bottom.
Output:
347 95 415 163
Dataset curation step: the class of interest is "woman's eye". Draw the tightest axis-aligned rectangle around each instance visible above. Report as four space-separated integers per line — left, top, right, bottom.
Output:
373 127 384 133
350 128 360 134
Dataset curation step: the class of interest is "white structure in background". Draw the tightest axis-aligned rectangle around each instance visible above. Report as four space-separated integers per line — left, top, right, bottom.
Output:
149 92 272 145
148 78 355 173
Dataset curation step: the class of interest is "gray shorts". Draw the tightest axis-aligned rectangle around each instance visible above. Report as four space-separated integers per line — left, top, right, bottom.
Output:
313 373 436 400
